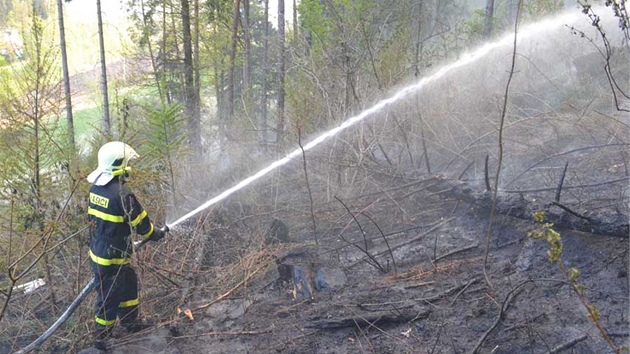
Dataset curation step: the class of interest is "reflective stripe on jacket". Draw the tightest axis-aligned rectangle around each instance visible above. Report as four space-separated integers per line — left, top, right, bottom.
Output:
88 176 156 271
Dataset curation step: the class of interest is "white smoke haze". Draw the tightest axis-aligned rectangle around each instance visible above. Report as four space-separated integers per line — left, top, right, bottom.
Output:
167 6 628 229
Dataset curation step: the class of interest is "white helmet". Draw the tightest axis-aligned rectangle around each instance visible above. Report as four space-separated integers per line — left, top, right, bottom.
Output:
87 141 139 186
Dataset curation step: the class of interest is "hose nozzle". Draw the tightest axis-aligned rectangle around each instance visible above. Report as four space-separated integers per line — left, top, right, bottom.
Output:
161 225 170 233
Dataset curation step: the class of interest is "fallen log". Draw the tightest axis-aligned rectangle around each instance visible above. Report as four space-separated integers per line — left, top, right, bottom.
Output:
431 176 628 238
306 309 429 330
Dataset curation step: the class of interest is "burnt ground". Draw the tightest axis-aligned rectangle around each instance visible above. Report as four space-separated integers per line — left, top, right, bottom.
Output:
75 95 628 354
6 121 629 354
112 95 630 354
98 167 628 354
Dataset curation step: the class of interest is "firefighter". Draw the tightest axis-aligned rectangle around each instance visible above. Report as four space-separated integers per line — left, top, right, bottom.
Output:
86 141 167 351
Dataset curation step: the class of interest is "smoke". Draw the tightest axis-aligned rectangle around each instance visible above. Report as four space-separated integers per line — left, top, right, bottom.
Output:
167 6 629 229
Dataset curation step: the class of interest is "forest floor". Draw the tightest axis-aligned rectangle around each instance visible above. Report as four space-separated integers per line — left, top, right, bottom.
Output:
3 88 628 354
84 169 629 354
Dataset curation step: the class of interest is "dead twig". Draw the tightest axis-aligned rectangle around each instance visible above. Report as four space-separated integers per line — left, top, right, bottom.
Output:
547 334 588 353
346 217 456 270
262 329 321 353
172 329 273 339
434 243 479 263
350 312 376 353
358 299 414 310
419 113 431 174
484 155 491 192
306 310 425 330
403 281 436 290
414 279 479 304
382 217 457 256
449 278 479 306
483 0 522 288
470 278 531 354
505 143 629 187
192 262 268 312
554 161 569 202
335 196 386 273
358 211 397 274
345 176 438 201
550 201 591 221
503 176 630 194
429 323 445 354
608 332 630 338
458 160 474 180
297 127 318 246
345 304 415 352
392 111 414 167
503 312 547 332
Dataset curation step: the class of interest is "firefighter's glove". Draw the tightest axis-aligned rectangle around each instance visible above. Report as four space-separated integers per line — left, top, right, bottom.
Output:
148 227 166 242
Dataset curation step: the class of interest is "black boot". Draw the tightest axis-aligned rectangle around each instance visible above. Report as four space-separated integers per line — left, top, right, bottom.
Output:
124 321 152 334
93 324 112 351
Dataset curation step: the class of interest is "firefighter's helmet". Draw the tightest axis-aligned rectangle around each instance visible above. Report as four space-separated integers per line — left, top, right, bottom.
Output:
87 141 139 186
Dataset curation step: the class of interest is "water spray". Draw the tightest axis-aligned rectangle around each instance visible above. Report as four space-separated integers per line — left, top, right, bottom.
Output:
15 10 583 354
164 11 582 231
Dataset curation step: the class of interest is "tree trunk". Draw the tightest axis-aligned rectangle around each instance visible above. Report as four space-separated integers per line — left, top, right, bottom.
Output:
194 0 200 134
243 0 250 100
96 0 110 135
56 0 74 155
215 66 226 149
168 1 180 105
414 0 424 77
483 0 495 38
261 0 269 143
141 0 164 103
277 0 285 144
32 3 57 314
181 0 200 153
228 0 241 126
293 0 297 42
161 0 169 103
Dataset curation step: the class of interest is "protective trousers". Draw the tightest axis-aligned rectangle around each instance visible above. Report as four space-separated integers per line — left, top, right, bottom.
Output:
93 265 139 335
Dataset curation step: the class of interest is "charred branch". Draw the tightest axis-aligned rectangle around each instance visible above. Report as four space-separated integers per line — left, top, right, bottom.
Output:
548 334 588 353
484 155 491 192
555 161 569 202
431 176 628 238
306 309 429 330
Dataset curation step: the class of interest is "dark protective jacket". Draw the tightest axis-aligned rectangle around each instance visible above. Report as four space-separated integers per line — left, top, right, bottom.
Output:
88 176 156 274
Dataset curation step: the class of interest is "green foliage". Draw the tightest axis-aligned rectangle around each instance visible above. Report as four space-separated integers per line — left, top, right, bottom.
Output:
0 5 85 341
529 211 626 353
528 213 566 262
142 102 187 159
461 8 489 42
298 0 332 48
137 102 187 190
568 267 580 282
0 0 13 27
524 0 564 20
0 2 64 208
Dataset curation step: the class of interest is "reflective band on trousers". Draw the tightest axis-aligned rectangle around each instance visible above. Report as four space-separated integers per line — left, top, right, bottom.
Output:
119 298 139 308
95 316 116 326
89 249 131 266
88 207 125 223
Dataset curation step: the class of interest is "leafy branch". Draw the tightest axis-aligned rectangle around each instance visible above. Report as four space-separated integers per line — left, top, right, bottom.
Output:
528 211 626 354
573 1 629 112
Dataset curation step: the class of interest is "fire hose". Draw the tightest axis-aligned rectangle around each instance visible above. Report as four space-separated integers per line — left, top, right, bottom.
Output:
13 225 170 354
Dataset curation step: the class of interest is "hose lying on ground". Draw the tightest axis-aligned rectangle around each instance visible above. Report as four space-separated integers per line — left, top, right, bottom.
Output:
14 226 169 354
